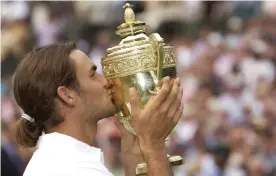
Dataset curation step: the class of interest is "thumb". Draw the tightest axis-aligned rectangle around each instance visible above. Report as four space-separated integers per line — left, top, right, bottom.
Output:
129 87 140 116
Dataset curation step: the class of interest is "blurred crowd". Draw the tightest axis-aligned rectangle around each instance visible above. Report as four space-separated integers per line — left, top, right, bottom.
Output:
1 1 276 176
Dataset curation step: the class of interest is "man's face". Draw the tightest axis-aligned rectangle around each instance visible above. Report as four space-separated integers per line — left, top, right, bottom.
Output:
70 50 116 121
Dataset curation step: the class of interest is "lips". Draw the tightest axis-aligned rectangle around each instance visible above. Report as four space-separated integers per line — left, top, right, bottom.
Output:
105 81 113 89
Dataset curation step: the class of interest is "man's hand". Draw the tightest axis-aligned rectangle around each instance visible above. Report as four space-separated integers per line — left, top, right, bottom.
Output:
130 76 183 150
130 76 183 176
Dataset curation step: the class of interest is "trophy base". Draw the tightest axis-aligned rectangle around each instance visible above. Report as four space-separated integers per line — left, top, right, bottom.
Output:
135 155 183 175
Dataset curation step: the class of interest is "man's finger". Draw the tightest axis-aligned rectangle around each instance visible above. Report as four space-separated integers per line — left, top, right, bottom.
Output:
148 76 171 109
172 103 184 127
160 78 180 115
166 85 183 119
129 87 140 116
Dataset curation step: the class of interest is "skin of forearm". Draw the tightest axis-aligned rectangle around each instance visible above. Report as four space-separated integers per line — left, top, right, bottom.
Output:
121 152 144 176
140 145 173 176
121 144 173 176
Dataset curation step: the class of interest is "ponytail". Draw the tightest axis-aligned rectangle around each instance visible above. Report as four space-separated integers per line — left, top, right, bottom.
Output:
15 118 43 148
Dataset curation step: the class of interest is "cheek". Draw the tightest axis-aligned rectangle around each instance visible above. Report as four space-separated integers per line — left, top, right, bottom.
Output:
75 95 86 109
87 83 105 100
81 77 100 91
80 77 107 101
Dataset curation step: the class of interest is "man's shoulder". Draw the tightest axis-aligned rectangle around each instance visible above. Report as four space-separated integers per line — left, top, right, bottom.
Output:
23 149 72 175
24 148 113 176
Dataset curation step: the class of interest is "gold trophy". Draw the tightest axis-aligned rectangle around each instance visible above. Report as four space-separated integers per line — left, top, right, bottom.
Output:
101 3 183 175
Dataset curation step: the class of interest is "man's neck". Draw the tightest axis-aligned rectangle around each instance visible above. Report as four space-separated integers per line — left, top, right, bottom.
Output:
48 119 97 146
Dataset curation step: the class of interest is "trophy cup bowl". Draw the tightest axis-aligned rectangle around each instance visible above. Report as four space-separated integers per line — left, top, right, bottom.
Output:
101 3 183 175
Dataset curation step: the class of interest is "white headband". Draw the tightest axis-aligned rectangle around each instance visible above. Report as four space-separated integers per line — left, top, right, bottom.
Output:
22 113 35 123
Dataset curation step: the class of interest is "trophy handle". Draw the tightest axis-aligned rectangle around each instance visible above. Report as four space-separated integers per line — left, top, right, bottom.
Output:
149 33 164 82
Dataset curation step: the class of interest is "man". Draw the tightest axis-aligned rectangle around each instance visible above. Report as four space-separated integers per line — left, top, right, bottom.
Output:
13 41 183 176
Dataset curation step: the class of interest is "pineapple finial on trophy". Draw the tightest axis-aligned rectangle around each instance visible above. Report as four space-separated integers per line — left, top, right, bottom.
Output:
116 3 146 38
123 3 135 24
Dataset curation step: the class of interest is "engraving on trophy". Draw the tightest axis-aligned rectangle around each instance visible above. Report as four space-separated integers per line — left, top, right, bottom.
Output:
102 54 155 79
164 47 177 67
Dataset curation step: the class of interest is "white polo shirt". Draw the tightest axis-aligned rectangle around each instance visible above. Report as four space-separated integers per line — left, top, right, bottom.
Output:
23 132 114 176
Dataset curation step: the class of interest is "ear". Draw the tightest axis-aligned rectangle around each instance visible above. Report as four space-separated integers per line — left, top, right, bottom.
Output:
57 86 76 106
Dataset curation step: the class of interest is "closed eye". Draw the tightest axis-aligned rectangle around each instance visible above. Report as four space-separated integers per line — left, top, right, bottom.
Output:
89 65 97 77
90 72 96 77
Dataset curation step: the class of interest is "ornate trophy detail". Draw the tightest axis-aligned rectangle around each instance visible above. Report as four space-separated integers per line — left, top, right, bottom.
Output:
101 3 183 175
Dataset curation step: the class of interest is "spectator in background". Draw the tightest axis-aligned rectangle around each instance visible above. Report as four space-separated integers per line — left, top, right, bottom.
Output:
31 3 61 47
218 71 246 125
1 147 21 176
89 31 111 75
2 122 25 175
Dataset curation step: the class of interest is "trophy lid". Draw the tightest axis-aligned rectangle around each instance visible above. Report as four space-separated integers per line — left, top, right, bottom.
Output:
116 3 146 38
101 3 176 80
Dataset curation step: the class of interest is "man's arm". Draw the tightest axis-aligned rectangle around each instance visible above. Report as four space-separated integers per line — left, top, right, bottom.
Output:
121 149 145 176
119 134 171 176
119 77 183 176
114 117 144 176
139 144 172 176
